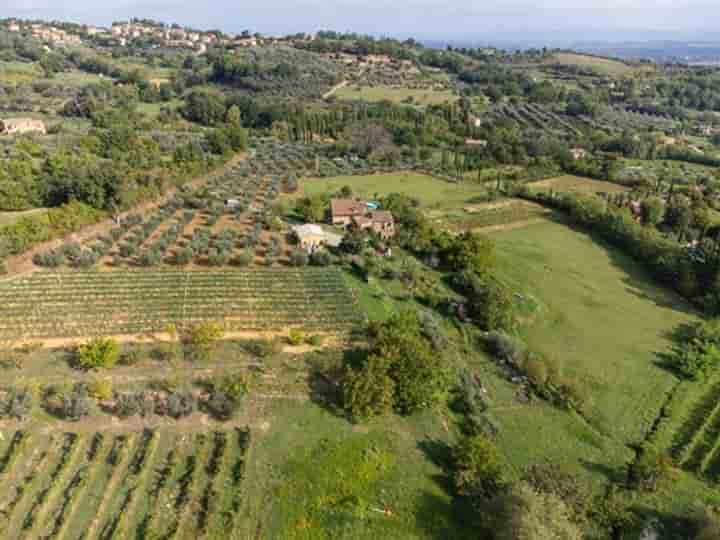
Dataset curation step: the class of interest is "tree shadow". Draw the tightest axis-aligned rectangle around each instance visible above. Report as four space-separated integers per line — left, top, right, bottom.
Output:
579 458 628 485
548 215 698 316
413 491 479 540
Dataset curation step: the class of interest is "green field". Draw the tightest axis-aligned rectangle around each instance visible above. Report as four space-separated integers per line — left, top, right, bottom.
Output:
547 52 643 77
301 171 488 210
334 85 457 106
492 220 696 444
528 175 628 194
240 399 471 539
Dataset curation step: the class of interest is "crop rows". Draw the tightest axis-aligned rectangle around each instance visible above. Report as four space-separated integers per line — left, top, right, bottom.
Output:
671 380 720 478
0 429 251 540
0 268 362 339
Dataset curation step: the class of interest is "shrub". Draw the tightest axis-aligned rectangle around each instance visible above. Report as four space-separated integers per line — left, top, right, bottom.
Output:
484 331 523 363
87 378 113 400
206 372 250 420
236 250 253 267
166 391 197 418
208 248 229 266
451 434 506 500
75 338 120 369
306 334 323 346
343 355 395 420
138 249 161 267
243 339 281 358
288 329 305 346
183 322 224 361
310 250 332 266
290 249 309 267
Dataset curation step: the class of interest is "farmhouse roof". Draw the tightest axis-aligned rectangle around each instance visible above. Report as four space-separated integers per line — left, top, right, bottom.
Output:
331 198 367 217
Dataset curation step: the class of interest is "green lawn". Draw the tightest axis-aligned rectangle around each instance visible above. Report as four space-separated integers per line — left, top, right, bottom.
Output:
491 219 696 446
334 85 457 106
301 172 488 210
237 399 472 540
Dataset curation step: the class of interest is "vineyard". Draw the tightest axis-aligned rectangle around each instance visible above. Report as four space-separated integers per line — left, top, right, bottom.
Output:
483 102 583 136
0 268 362 339
0 428 250 540
669 380 720 479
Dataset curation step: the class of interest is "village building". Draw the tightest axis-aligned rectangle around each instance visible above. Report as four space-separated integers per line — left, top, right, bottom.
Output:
0 118 46 136
570 148 588 160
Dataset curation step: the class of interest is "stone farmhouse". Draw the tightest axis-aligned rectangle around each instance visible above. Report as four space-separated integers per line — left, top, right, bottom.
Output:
330 198 396 240
0 118 46 136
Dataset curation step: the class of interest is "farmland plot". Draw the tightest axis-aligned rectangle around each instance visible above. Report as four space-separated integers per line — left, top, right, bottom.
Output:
0 268 362 339
0 428 250 540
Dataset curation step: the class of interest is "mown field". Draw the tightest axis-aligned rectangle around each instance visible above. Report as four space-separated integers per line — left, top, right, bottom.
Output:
528 174 628 194
0 268 362 340
301 171 488 209
492 220 695 445
333 84 457 106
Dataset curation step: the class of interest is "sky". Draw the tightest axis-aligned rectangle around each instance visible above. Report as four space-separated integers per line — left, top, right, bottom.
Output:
4 0 719 44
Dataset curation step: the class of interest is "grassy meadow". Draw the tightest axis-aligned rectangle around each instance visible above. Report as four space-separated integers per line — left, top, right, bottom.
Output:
301 171 488 209
528 174 629 194
547 52 644 76
491 219 696 445
334 85 457 106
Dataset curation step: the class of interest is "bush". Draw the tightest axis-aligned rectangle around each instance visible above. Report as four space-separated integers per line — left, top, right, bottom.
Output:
288 329 305 345
306 334 323 346
484 331 523 363
451 434 506 500
310 250 332 266
235 250 253 267
243 339 281 358
290 249 309 267
343 355 395 420
87 378 113 400
76 338 120 369
175 247 194 265
206 372 250 420
183 322 224 361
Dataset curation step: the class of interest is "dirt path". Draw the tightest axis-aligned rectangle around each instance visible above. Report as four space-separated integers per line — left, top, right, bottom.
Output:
323 79 350 99
2 152 247 279
474 217 551 233
7 330 343 351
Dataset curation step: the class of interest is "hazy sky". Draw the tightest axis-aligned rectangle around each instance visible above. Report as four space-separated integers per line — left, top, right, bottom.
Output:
4 0 718 43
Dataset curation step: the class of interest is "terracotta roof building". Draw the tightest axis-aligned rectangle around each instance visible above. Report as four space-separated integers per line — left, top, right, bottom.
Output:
330 198 367 226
